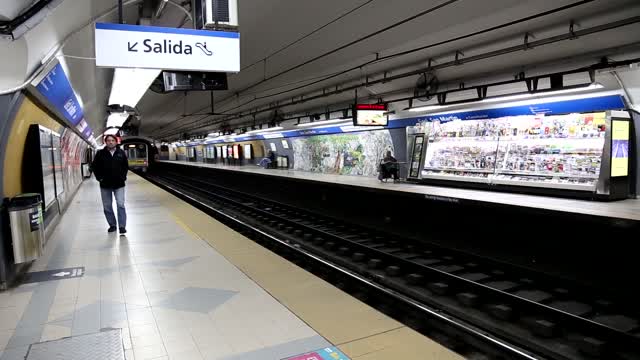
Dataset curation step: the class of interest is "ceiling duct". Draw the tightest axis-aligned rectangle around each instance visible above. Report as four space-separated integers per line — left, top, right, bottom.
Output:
0 0 64 40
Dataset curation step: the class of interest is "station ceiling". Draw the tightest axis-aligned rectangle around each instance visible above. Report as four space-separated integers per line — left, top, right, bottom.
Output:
1 0 639 139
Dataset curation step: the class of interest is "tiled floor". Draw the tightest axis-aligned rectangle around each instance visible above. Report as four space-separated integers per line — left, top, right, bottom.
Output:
139 174 464 360
0 177 331 360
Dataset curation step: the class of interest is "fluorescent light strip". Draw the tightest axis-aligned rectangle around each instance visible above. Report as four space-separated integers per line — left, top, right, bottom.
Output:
295 118 351 127
103 128 119 135
409 84 604 112
423 89 622 118
108 68 162 107
307 121 353 129
106 112 129 128
243 126 283 135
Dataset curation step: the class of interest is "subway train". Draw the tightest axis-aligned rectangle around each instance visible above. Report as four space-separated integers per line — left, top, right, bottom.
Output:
120 136 158 173
124 143 149 172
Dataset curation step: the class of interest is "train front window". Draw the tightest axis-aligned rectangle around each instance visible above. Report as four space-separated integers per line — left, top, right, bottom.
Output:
127 146 147 159
136 145 147 158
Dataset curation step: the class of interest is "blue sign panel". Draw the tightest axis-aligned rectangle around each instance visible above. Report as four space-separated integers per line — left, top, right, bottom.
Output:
192 95 625 146
34 63 85 127
398 94 625 126
75 119 93 140
82 126 93 139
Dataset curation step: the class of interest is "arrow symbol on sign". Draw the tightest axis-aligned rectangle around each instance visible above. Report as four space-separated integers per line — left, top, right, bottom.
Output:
128 42 138 52
52 271 71 277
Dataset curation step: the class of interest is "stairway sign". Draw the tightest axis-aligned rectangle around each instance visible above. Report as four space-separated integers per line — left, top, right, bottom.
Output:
95 23 240 72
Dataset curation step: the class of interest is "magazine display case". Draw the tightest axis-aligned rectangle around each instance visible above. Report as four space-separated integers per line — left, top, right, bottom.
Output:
409 110 631 199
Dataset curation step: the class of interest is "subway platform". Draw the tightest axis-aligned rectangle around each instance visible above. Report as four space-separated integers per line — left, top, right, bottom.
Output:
0 174 461 360
158 160 640 222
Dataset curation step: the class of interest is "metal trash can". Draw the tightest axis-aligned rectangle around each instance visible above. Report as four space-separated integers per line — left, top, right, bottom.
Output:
8 193 44 263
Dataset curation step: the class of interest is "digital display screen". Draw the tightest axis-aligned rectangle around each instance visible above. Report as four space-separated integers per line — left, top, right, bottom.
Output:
233 144 240 159
353 104 388 126
216 146 222 158
611 120 629 177
243 144 252 159
221 145 227 158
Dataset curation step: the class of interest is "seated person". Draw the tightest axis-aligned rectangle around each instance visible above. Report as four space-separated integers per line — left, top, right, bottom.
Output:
258 150 276 168
257 157 271 168
379 150 399 182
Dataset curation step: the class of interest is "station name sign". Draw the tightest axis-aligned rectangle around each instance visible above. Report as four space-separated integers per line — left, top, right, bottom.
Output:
94 23 240 72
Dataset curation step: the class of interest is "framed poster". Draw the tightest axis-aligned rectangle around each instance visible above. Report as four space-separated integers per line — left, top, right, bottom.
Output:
243 144 252 159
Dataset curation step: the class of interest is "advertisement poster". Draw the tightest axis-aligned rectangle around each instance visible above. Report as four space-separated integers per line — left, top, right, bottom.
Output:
292 130 393 177
611 120 629 177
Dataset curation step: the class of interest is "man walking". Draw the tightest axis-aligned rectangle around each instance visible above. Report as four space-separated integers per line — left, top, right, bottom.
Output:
91 135 129 234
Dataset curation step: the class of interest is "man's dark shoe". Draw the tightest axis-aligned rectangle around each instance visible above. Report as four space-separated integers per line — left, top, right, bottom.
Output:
108 226 117 233
119 227 127 234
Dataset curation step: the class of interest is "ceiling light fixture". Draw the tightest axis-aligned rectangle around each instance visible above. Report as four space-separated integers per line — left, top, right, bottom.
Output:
409 83 604 112
295 118 351 128
106 112 129 128
103 128 119 136
108 68 162 108
243 126 283 135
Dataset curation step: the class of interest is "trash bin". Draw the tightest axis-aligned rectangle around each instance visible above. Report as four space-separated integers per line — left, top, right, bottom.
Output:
8 193 44 263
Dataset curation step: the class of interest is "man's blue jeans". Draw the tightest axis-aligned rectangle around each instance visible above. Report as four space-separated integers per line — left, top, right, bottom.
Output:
100 187 126 228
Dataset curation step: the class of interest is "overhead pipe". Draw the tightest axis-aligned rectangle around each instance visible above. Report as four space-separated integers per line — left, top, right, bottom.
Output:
159 54 638 137
155 16 640 137
209 0 598 114
154 0 169 18
0 0 145 96
0 0 193 96
164 0 193 23
221 16 640 116
0 0 57 35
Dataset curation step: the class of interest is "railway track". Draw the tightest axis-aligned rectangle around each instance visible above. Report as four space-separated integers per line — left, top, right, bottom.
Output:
143 169 639 360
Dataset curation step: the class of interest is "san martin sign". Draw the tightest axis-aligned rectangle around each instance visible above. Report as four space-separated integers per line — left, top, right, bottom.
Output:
95 23 239 72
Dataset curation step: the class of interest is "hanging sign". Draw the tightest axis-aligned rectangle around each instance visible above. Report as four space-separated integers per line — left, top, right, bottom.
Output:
95 23 240 72
32 63 85 126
